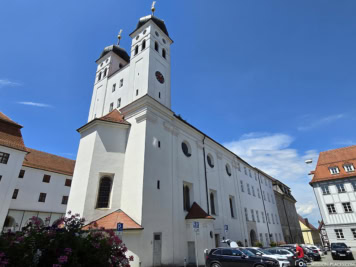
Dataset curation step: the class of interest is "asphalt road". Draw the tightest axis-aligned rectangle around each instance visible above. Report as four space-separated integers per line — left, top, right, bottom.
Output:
310 251 356 267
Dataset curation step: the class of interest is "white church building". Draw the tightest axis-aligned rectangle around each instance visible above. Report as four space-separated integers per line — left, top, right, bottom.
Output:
67 11 284 267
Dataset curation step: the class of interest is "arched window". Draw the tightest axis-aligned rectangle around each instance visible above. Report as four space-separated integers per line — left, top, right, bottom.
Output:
98 72 102 81
155 41 159 52
103 68 107 78
4 216 15 228
162 49 166 59
96 177 112 208
210 192 216 215
183 185 190 211
142 39 146 50
135 45 139 55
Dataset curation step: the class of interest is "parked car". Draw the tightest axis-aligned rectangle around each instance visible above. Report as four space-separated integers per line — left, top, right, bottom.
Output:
244 247 290 267
330 243 354 260
276 246 312 264
303 247 321 261
304 245 324 256
206 247 279 267
264 247 297 266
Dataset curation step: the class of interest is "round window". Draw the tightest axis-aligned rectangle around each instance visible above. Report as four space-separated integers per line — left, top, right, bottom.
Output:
162 38 166 44
155 31 159 37
143 29 147 35
182 141 191 157
207 154 214 168
136 35 139 40
226 164 232 176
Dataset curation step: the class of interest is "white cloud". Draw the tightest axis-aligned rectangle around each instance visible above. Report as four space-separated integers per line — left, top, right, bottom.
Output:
17 101 52 108
224 133 321 225
298 114 345 131
0 79 21 88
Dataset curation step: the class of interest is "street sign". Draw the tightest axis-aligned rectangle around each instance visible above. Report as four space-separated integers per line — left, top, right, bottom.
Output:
117 223 123 232
193 221 199 229
224 225 228 232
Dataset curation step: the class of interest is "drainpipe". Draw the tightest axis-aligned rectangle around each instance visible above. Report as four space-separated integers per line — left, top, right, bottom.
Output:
257 170 271 243
202 136 210 214
282 195 294 243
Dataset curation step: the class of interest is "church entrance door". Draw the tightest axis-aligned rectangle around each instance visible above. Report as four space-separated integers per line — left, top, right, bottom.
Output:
153 233 162 267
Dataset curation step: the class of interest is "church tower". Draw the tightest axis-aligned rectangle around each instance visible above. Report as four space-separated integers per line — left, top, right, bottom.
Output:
128 14 173 109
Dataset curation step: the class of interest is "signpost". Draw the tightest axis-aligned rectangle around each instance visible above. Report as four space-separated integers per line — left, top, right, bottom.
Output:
224 224 228 239
117 222 123 238
193 222 199 267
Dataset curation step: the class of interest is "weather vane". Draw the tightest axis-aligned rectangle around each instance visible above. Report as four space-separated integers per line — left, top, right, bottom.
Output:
117 29 123 46
151 1 156 15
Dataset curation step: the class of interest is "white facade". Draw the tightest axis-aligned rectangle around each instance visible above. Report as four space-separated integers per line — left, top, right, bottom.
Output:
0 145 26 230
67 14 284 267
312 179 356 247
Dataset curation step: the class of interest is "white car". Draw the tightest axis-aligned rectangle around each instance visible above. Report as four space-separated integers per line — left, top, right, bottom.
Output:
304 244 324 256
245 247 290 267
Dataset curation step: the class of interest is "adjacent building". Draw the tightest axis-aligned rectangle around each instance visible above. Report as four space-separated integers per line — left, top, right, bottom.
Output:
310 145 356 248
67 12 285 267
272 177 303 244
298 215 321 245
0 112 75 232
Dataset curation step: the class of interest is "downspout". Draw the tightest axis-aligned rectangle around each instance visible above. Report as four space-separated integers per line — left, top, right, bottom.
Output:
202 136 210 214
282 195 294 243
257 170 271 242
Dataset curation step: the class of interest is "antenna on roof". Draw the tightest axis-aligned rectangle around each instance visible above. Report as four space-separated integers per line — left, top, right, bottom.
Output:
117 29 123 46
151 1 156 15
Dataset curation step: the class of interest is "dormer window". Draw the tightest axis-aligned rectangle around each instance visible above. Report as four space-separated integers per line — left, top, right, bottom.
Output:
344 164 355 172
329 167 340 174
155 42 159 52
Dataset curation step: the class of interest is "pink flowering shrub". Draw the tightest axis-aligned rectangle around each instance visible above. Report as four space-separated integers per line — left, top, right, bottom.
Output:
0 212 133 267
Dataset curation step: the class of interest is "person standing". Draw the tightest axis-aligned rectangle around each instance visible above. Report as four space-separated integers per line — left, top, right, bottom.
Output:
296 244 304 259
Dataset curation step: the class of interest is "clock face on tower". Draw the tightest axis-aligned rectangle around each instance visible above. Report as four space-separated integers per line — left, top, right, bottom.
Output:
155 71 165 84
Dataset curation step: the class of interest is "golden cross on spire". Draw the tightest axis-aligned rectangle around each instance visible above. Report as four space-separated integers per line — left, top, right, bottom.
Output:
151 1 156 15
117 29 123 46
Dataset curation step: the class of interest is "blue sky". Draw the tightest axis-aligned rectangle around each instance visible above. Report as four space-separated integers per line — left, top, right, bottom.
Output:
1 0 356 226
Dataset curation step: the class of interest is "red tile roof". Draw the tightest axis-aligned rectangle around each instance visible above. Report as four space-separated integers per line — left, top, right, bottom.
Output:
82 209 143 230
0 112 27 152
185 202 214 220
23 148 75 176
77 110 130 132
310 145 356 184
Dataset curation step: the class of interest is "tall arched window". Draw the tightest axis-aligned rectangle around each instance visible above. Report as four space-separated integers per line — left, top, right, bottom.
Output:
98 72 102 81
210 192 216 215
162 49 166 59
183 185 190 211
96 177 112 208
103 68 107 77
135 45 139 55
155 41 159 52
142 39 146 50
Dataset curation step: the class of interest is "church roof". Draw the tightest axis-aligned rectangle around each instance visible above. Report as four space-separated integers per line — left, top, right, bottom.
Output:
0 112 27 152
185 202 214 220
310 145 356 184
96 45 130 63
23 148 75 176
82 209 143 230
77 110 130 132
132 15 169 37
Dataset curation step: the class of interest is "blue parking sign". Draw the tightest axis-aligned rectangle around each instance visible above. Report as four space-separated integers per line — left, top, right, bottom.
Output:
117 223 123 232
193 221 199 229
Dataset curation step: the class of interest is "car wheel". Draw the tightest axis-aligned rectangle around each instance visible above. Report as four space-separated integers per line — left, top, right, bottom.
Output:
211 263 221 267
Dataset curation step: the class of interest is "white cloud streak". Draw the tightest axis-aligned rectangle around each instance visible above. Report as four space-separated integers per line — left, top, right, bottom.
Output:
224 133 321 225
0 79 21 88
298 114 345 131
17 101 52 108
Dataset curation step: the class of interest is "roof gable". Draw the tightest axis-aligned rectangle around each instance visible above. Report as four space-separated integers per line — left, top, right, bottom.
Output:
0 112 27 152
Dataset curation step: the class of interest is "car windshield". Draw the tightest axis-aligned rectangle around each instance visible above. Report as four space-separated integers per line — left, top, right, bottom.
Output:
331 243 347 249
259 249 272 255
240 249 255 257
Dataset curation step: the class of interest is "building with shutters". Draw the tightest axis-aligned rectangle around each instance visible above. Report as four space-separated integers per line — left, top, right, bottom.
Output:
66 10 286 267
0 112 75 232
310 145 356 248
